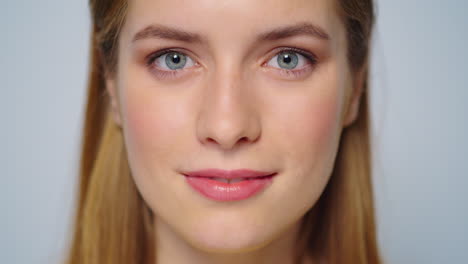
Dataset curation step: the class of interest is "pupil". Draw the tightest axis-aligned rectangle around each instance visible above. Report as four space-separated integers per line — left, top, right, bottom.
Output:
172 55 181 64
283 55 292 64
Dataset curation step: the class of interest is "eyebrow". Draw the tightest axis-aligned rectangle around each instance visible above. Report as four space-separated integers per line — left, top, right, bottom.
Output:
258 22 330 41
131 22 330 43
132 24 203 43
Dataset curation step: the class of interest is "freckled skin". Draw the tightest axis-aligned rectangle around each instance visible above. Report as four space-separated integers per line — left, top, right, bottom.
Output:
106 0 361 263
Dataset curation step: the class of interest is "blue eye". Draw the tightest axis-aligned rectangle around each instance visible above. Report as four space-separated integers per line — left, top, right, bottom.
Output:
277 51 299 69
151 51 195 70
266 50 314 70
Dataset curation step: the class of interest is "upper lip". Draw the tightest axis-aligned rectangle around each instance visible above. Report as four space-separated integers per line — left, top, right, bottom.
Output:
182 169 276 179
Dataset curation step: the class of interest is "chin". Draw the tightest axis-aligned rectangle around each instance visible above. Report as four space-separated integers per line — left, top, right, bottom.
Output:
182 214 276 254
187 230 272 254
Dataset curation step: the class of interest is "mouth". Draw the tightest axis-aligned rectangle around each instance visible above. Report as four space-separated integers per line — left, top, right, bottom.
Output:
181 169 277 201
199 174 275 183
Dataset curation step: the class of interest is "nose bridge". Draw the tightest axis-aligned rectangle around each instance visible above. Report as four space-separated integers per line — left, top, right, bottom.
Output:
196 62 260 150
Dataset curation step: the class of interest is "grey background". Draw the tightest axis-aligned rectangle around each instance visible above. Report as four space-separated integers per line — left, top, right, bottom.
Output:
2 0 467 263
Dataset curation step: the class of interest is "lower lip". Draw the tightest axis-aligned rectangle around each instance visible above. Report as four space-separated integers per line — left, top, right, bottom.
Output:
184 174 276 201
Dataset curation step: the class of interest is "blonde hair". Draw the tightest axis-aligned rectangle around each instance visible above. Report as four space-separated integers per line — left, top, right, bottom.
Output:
65 0 381 263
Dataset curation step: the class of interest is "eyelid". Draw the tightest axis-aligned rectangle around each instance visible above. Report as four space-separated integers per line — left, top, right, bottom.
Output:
144 49 200 80
145 48 198 68
261 47 319 80
263 47 318 68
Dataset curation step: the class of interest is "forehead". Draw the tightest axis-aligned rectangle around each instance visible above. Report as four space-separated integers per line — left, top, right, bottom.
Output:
121 0 343 45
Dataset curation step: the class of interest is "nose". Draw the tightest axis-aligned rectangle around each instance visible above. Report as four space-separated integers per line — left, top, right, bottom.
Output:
196 70 261 151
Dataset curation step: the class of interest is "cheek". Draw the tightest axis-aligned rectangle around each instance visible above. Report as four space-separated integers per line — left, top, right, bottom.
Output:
117 75 190 196
298 93 340 156
118 84 196 216
300 93 341 182
266 78 344 213
118 61 192 164
122 94 174 164
274 87 342 167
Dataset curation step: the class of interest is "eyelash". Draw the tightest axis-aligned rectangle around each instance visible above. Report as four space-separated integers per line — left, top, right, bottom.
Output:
145 47 318 80
266 47 318 79
145 49 193 79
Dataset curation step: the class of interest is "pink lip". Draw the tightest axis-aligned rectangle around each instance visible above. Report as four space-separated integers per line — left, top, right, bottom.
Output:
182 169 277 201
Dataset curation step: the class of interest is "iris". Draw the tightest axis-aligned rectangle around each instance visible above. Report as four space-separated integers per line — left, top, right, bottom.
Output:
277 51 299 69
165 52 187 70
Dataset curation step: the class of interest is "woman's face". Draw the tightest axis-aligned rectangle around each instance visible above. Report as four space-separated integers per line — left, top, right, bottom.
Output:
108 0 361 253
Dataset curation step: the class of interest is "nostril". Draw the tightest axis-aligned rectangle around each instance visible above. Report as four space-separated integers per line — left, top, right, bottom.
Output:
205 137 219 145
204 135 252 149
239 136 249 142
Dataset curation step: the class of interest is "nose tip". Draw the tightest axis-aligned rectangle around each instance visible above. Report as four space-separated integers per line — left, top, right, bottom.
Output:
196 93 261 151
200 119 260 150
197 98 261 150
